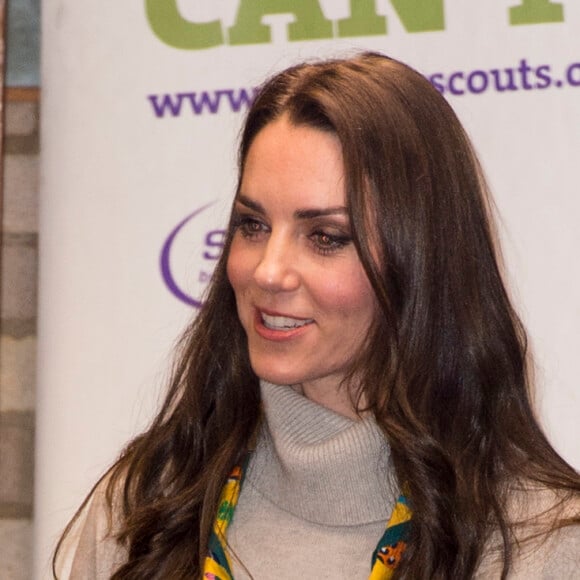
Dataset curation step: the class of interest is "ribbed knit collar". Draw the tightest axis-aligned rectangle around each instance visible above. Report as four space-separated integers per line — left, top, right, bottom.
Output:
244 381 397 527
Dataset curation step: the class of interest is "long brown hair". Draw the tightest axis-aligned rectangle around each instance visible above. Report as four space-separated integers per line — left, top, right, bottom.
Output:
55 52 580 579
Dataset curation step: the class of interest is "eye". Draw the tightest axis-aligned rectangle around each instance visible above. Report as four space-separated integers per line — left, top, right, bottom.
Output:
310 230 352 255
233 214 269 239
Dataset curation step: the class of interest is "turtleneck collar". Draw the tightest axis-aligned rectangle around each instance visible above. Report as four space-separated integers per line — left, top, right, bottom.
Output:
245 381 397 527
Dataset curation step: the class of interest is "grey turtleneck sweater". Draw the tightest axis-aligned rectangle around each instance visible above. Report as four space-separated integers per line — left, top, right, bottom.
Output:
61 383 580 579
227 381 398 580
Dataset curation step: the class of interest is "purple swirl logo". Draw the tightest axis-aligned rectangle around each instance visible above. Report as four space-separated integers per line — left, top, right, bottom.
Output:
160 202 225 308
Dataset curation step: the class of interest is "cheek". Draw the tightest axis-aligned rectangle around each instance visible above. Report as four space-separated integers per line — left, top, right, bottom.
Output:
226 241 247 292
313 266 376 323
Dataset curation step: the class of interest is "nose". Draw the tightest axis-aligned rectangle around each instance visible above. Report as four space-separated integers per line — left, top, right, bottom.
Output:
253 233 300 292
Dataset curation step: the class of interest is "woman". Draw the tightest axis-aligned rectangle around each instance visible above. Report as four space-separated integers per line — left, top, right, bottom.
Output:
55 52 580 579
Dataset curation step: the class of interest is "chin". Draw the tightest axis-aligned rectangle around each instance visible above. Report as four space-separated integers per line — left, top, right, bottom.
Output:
252 368 298 387
249 359 301 387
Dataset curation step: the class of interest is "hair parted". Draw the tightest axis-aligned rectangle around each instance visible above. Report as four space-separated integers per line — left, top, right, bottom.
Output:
54 52 579 580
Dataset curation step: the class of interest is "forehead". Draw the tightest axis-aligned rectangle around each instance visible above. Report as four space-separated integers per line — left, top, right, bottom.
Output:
241 117 346 209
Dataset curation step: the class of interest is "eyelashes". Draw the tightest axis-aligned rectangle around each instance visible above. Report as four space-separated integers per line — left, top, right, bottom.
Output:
231 211 352 256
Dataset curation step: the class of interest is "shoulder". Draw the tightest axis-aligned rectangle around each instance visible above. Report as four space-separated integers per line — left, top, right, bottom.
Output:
55 472 128 580
476 485 580 579
476 523 580 579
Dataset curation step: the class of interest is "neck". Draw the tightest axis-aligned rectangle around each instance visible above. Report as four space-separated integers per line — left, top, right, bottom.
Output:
292 379 364 419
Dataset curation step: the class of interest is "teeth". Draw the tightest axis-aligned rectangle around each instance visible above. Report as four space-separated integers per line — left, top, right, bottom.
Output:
262 313 313 330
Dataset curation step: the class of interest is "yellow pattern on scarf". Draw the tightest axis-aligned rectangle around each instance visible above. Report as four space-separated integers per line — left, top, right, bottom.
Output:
202 463 411 580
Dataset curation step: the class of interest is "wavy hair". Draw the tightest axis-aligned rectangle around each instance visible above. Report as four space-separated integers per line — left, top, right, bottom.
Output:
55 52 580 579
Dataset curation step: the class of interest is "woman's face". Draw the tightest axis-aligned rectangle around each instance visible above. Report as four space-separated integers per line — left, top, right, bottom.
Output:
227 116 376 417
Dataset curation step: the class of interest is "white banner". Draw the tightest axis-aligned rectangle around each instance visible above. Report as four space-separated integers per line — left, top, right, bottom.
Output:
36 1 580 577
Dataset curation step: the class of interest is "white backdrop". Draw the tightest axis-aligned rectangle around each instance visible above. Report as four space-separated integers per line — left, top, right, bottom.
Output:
36 1 580 577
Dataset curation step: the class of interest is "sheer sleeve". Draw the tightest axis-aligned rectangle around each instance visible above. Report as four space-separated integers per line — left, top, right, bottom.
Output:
56 477 127 580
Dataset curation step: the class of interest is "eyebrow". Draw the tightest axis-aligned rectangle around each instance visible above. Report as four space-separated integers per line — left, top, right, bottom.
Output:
236 194 348 219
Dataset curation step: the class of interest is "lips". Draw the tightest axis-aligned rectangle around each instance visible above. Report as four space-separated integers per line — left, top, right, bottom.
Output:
254 308 314 341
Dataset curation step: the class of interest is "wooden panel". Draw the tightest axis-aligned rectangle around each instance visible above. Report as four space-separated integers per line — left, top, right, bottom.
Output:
6 87 40 102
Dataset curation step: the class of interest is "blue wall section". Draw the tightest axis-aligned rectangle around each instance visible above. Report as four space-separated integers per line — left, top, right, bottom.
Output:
7 0 40 87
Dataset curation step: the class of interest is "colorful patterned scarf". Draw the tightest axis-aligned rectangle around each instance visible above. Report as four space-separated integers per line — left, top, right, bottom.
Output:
202 459 412 580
